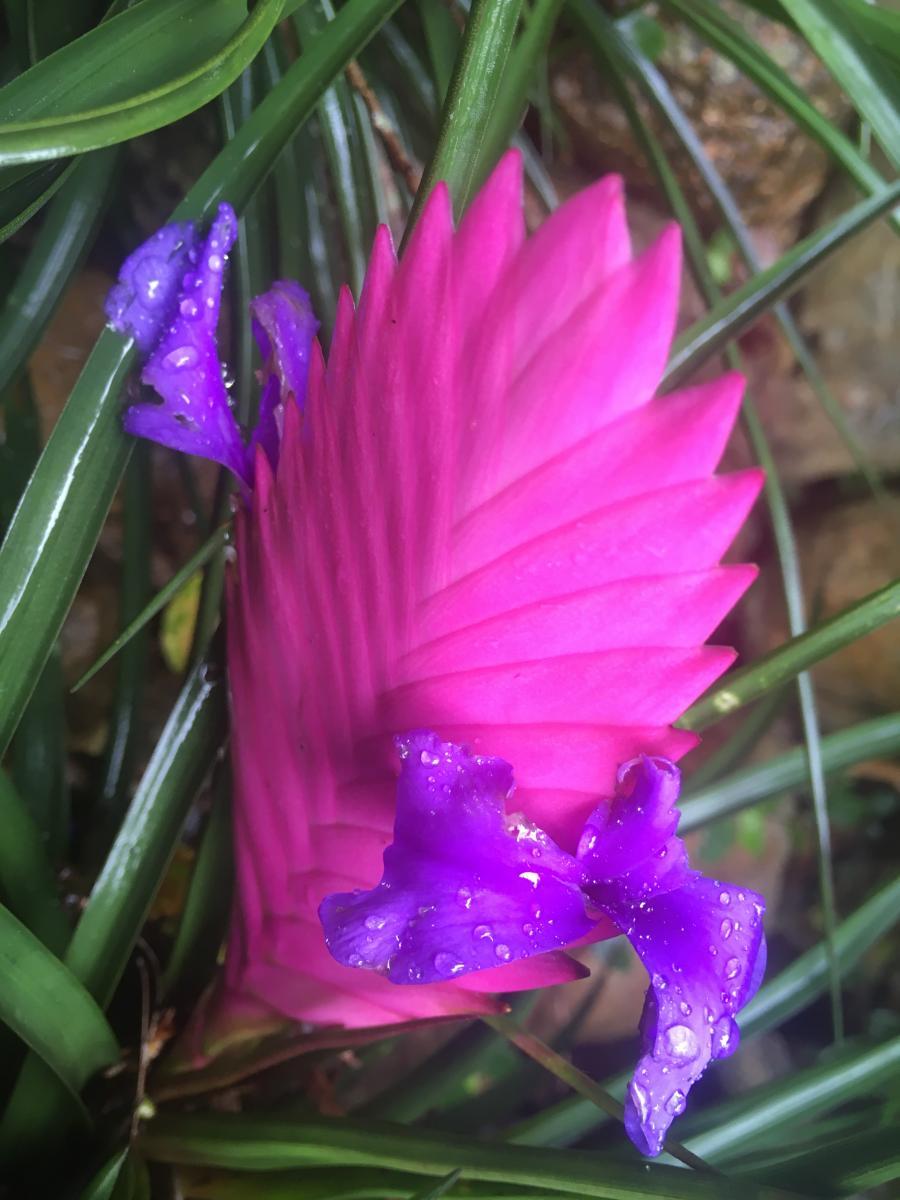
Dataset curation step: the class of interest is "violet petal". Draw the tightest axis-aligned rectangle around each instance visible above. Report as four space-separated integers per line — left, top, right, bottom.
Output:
123 203 250 483
249 281 318 467
577 756 691 905
319 731 594 984
105 220 198 354
606 874 766 1157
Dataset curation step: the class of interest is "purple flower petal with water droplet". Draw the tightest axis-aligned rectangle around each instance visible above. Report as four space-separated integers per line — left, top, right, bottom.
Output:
121 203 250 483
319 731 593 984
249 281 318 468
105 220 198 353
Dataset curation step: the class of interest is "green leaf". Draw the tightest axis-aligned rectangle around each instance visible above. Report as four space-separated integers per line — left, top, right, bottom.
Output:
664 178 900 389
0 0 285 166
681 712 900 831
0 147 117 395
0 768 68 953
159 770 233 1003
94 446 153 835
78 1150 128 1200
680 578 900 731
0 664 226 1153
409 0 524 227
479 0 563 183
410 1169 462 1200
68 663 226 1008
138 1111 793 1199
0 0 405 760
74 526 230 694
0 902 118 1096
612 16 887 500
742 875 900 1039
684 1034 900 1164
778 0 900 169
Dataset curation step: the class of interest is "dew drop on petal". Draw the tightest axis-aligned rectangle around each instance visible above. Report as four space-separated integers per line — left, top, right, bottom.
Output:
724 957 742 980
651 972 668 990
663 1024 700 1062
433 952 465 977
420 749 440 766
495 943 512 961
522 923 535 937
665 1089 687 1116
456 886 473 909
712 1015 739 1059
364 915 386 931
162 346 199 370
720 918 734 940
473 924 493 940
628 1080 650 1124
719 890 731 906
679 1001 692 1017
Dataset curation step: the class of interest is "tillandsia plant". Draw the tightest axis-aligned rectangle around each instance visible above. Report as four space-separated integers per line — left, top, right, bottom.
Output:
0 0 899 1198
105 159 766 1155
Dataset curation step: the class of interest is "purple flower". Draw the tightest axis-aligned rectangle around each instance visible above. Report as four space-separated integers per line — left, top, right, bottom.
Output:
106 204 317 484
320 732 766 1156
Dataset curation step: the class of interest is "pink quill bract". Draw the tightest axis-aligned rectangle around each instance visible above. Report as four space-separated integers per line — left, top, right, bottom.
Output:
208 153 762 1040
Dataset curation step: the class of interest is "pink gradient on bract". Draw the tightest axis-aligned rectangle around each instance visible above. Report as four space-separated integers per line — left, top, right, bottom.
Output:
217 151 762 1038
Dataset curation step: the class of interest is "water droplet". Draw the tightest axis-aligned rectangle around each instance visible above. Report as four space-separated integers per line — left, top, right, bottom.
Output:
720 918 734 940
348 952 364 967
407 965 423 982
473 924 493 940
179 297 199 318
712 1015 739 1059
665 1089 686 1116
420 749 440 766
663 1024 700 1062
651 972 668 990
135 257 167 305
522 923 535 937
495 943 512 961
737 891 745 902
658 846 668 858
208 253 223 271
708 945 718 957
719 890 731 906
518 870 540 888
679 1001 692 1016
724 957 741 980
433 952 465 977
364 915 386 931
628 1080 650 1124
457 886 473 910
162 346 199 370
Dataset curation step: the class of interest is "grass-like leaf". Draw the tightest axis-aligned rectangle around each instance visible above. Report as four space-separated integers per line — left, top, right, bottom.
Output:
681 712 900 831
681 578 900 731
778 0 900 169
409 0 524 227
664 177 900 389
0 903 119 1098
0 0 282 165
138 1111 798 1199
0 769 68 953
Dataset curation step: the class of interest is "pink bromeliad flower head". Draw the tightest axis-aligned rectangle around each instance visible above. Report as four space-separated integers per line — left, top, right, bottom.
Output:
107 152 766 1156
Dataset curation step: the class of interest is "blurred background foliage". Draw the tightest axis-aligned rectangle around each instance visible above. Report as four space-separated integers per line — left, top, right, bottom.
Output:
0 0 898 1196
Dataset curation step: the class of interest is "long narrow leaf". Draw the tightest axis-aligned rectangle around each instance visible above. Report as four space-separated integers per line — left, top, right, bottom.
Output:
681 578 900 731
664 179 900 389
0 903 118 1096
681 712 900 830
409 0 524 226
